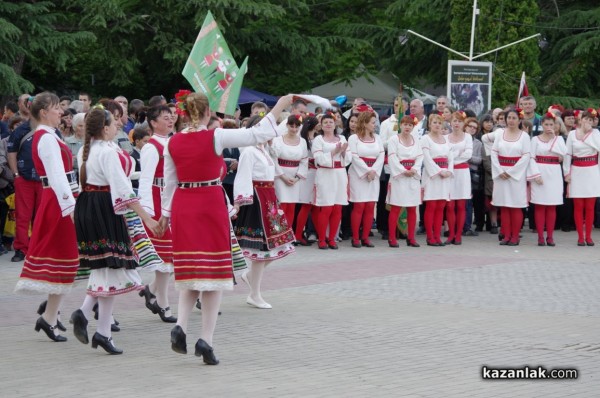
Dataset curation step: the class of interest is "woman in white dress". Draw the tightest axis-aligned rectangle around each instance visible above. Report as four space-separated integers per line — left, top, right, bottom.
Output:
294 116 319 245
446 111 473 245
529 113 567 246
387 116 423 247
348 112 384 248
234 115 295 309
271 115 308 232
563 109 600 246
313 113 351 249
72 108 162 354
491 109 531 246
420 114 454 246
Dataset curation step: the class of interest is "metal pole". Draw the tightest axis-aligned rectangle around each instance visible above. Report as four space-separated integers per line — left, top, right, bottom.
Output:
406 30 470 60
469 0 479 61
471 34 541 60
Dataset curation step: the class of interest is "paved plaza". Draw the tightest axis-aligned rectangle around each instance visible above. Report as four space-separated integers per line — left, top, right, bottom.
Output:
1 229 599 397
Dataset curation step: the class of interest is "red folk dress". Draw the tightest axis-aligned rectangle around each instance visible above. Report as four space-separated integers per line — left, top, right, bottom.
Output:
15 127 79 294
139 135 174 272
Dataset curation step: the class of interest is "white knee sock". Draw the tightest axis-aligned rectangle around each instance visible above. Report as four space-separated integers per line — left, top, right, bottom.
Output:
97 296 116 338
200 291 223 347
248 261 270 303
154 271 172 316
43 294 63 334
175 290 199 334
80 294 97 320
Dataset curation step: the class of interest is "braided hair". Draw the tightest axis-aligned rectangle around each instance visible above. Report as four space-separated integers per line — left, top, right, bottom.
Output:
80 108 112 189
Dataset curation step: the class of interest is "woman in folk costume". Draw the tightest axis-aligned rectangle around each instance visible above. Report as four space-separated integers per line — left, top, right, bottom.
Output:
161 92 293 365
234 116 296 309
563 109 600 246
387 115 423 247
529 112 567 246
491 109 531 246
348 111 384 248
313 112 352 249
14 92 79 342
446 111 473 245
294 116 320 245
137 105 176 323
70 108 162 354
270 114 308 231
420 114 454 246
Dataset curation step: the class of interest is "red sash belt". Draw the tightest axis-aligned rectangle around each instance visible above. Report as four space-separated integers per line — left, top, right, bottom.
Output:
433 157 448 169
454 163 469 169
278 158 301 167
535 156 560 164
360 157 377 167
308 158 317 169
498 155 521 167
253 180 274 188
572 154 598 167
319 161 344 169
84 184 110 192
384 155 388 165
400 160 415 170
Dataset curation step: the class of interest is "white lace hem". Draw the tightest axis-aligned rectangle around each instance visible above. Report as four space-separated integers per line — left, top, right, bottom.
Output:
14 279 73 295
175 280 234 292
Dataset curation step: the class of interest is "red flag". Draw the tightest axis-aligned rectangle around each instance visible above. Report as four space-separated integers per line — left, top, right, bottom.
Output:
516 71 529 105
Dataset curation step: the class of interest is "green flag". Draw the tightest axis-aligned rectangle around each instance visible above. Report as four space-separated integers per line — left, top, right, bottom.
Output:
182 11 247 115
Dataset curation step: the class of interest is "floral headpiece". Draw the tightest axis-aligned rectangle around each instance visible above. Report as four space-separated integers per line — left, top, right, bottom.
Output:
174 89 192 117
258 111 266 117
515 108 525 120
355 103 374 113
409 113 419 125
324 110 337 121
586 108 598 118
457 110 467 119
437 111 444 117
295 114 303 123
544 111 555 120
548 104 564 114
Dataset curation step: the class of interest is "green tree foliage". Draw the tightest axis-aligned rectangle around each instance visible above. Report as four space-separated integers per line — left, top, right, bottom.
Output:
0 0 92 95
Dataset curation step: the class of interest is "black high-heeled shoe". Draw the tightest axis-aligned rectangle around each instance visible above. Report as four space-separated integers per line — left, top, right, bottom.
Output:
34 316 67 342
151 302 177 323
37 301 66 332
70 309 89 344
92 303 121 332
170 325 187 354
195 338 219 365
138 285 157 314
91 332 123 355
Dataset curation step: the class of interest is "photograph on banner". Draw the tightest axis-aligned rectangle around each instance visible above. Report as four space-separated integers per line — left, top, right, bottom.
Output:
447 61 492 118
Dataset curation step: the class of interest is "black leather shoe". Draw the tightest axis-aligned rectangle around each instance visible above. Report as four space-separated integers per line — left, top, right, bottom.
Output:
407 240 420 248
36 301 67 331
111 323 120 332
151 303 177 323
195 338 219 365
34 316 67 342
11 249 25 262
91 332 123 355
70 309 89 344
139 285 157 313
388 241 400 248
361 240 375 248
171 325 187 354
351 240 362 248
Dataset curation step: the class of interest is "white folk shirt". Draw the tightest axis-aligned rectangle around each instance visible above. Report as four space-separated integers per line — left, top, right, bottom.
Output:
348 134 384 202
387 134 423 207
491 131 531 208
139 133 169 216
312 135 352 206
270 136 309 204
234 145 275 205
529 135 566 205
379 115 399 174
420 134 454 201
447 133 473 200
563 129 600 198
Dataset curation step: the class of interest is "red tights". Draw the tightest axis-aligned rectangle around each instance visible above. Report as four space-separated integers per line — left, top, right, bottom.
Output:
573 198 596 242
280 203 296 231
388 206 417 244
424 200 446 243
295 204 319 241
317 205 342 244
446 199 466 243
534 204 556 242
351 202 375 242
500 207 523 243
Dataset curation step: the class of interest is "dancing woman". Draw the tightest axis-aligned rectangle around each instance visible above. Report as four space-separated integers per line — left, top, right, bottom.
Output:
161 92 293 364
137 105 176 322
14 92 79 342
70 107 162 354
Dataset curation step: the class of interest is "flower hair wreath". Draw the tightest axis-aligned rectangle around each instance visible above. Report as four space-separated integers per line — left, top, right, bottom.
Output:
514 108 525 120
174 89 192 117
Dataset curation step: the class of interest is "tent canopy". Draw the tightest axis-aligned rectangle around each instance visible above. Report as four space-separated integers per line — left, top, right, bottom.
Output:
238 87 279 106
307 71 436 106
